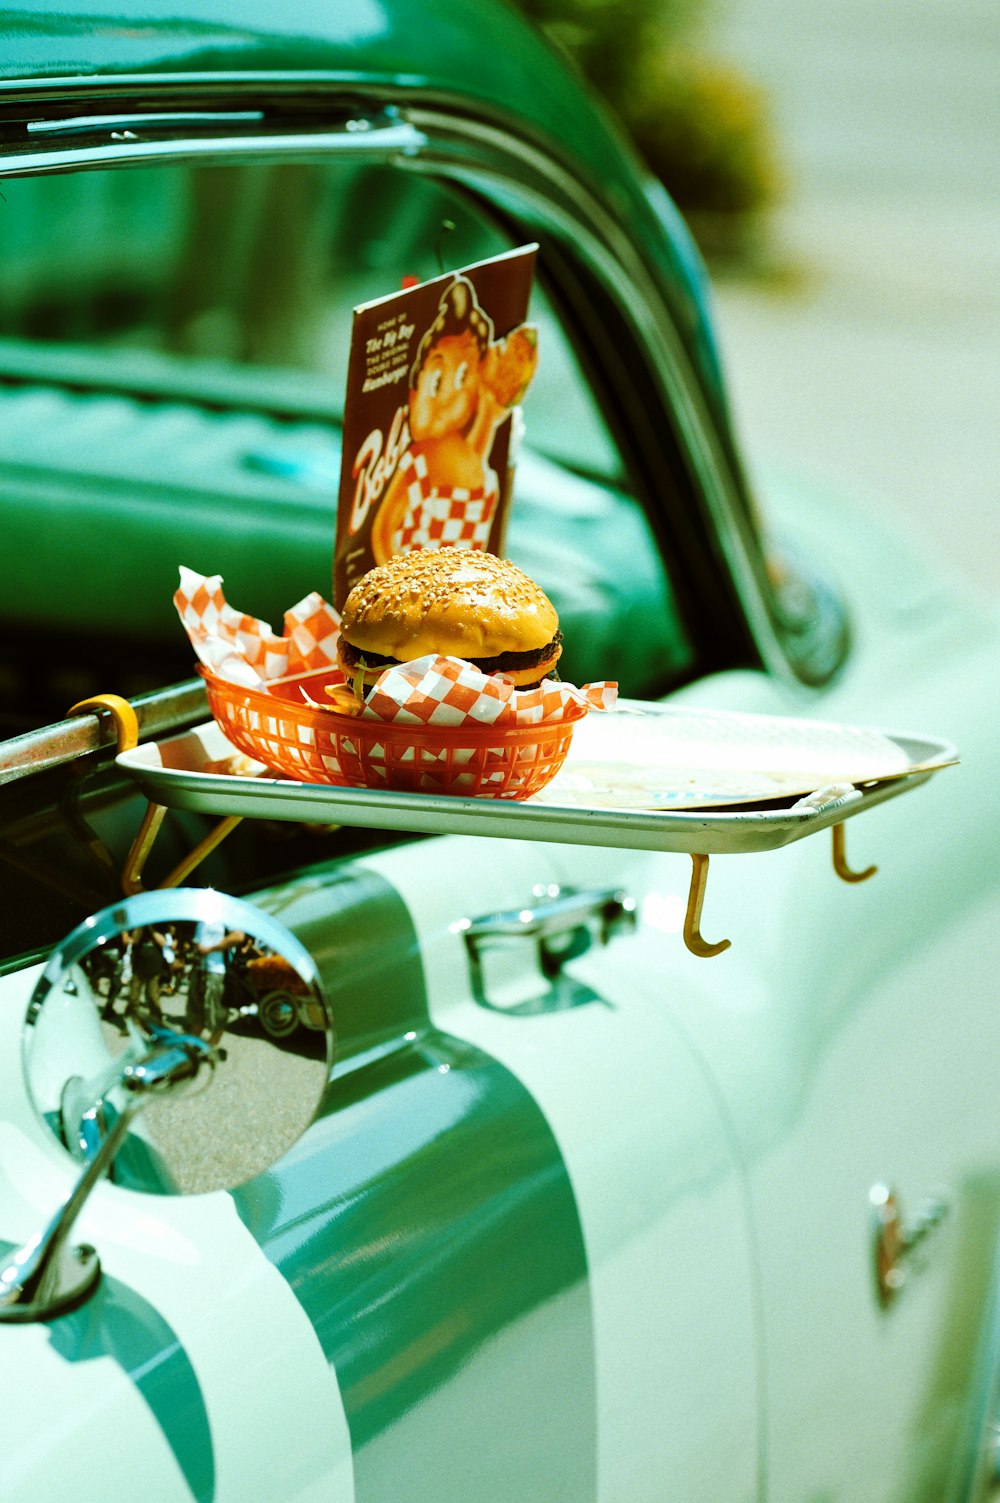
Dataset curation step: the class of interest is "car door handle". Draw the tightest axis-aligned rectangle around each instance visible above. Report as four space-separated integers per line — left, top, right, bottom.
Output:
458 885 637 1014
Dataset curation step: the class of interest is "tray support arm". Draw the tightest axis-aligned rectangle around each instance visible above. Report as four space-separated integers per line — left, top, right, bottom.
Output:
67 694 242 894
122 803 243 895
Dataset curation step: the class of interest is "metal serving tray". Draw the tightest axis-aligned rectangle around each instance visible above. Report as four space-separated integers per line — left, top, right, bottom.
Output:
116 704 956 858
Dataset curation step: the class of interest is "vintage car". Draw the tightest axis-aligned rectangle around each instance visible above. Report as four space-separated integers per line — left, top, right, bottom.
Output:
2 2 1000 1500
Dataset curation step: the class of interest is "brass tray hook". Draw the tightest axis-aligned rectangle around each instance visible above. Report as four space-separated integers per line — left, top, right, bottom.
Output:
832 822 878 884
66 693 241 895
683 853 731 958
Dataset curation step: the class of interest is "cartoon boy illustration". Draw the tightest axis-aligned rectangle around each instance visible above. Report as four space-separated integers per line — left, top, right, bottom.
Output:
371 275 537 563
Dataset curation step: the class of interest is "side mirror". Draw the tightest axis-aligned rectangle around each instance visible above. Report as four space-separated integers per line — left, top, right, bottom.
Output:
1 888 334 1323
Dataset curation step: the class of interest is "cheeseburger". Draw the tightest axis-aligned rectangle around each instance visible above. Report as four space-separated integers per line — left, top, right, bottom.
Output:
337 550 562 697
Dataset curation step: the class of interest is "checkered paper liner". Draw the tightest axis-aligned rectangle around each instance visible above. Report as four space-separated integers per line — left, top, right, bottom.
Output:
174 567 616 797
354 654 615 728
174 566 341 685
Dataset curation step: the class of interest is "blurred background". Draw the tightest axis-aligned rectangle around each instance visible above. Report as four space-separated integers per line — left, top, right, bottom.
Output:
517 0 1000 598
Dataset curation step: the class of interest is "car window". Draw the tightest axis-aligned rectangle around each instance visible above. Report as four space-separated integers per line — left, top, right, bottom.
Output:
0 157 693 733
1 163 618 475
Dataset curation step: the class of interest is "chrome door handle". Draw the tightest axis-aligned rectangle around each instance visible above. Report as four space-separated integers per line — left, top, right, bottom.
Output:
458 885 636 1013
463 884 637 972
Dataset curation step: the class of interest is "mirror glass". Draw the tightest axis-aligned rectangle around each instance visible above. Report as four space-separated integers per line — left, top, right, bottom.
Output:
24 888 334 1195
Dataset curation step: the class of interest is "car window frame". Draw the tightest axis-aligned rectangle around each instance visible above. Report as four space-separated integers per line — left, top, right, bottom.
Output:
0 84 843 689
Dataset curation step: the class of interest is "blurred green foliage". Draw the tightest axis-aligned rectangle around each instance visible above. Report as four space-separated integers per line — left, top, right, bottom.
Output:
513 0 782 244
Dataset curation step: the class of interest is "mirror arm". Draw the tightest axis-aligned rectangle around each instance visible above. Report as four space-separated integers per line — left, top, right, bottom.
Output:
0 1034 214 1324
0 1104 132 1323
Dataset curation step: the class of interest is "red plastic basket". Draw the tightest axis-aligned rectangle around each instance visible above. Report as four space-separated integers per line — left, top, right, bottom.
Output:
202 667 585 800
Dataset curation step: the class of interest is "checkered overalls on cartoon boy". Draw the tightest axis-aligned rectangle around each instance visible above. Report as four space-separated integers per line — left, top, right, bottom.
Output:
393 449 499 553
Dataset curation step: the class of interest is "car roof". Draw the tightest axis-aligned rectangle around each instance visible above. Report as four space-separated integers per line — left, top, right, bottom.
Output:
1 0 631 175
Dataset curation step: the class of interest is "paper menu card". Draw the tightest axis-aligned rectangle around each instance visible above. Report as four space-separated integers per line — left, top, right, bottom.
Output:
334 245 538 611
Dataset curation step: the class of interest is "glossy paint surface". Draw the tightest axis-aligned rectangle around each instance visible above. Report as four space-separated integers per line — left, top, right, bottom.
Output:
523 486 1000 1499
237 864 595 1500
0 0 625 178
360 837 760 1500
239 1036 595 1501
692 475 1000 1500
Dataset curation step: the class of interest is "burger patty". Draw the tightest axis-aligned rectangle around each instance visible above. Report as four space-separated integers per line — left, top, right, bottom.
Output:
338 631 562 676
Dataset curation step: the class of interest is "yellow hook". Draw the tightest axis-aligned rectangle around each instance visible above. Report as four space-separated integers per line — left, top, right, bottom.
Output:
683 853 732 958
832 822 878 884
66 693 139 754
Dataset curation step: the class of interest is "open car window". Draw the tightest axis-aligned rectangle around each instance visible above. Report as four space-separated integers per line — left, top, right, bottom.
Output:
0 157 694 735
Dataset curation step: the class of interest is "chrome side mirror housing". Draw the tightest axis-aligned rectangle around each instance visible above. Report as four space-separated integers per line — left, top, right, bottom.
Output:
1 888 334 1323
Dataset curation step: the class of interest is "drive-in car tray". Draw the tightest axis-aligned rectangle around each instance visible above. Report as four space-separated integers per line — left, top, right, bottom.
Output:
116 700 956 857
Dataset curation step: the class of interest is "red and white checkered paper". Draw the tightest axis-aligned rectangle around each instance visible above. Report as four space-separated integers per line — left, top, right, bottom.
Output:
360 654 614 725
174 566 616 726
174 566 342 685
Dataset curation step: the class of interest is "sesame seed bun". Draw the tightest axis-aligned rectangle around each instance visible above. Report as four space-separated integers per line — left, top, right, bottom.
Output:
337 550 562 690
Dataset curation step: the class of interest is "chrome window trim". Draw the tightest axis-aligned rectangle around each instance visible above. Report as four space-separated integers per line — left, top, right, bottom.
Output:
0 116 428 171
25 110 266 135
0 97 805 685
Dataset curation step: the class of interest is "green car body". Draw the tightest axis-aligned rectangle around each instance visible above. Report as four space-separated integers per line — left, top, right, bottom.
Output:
2 3 1000 1501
